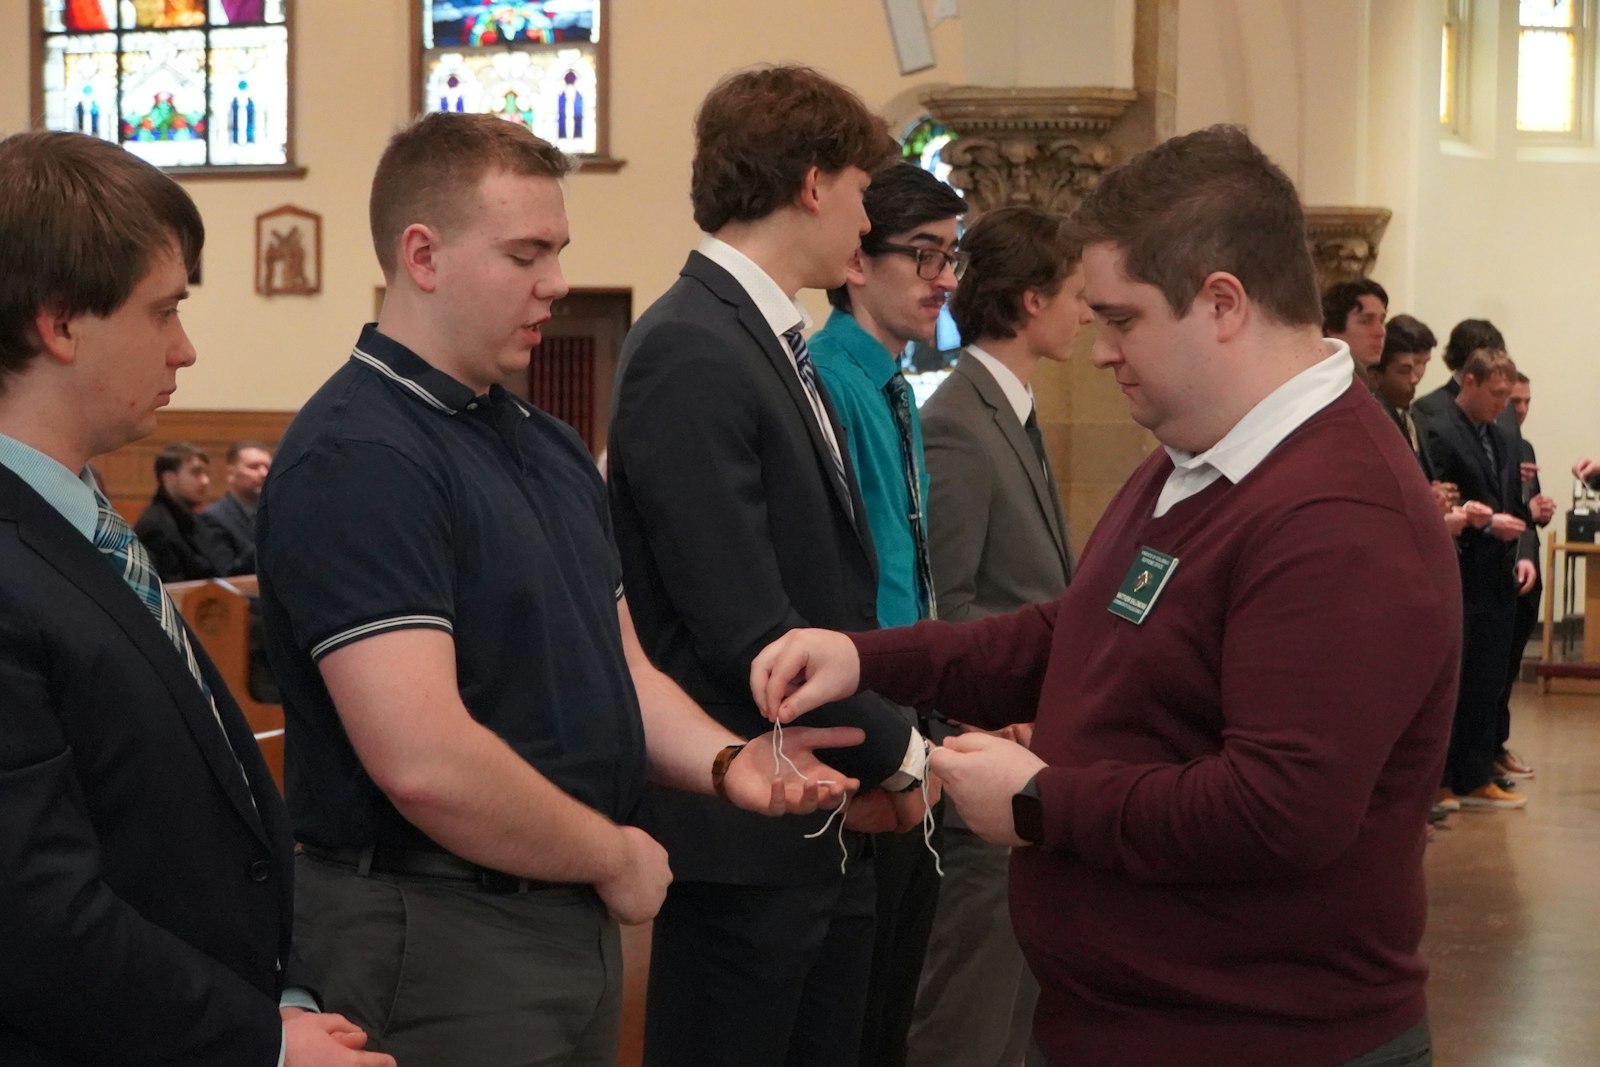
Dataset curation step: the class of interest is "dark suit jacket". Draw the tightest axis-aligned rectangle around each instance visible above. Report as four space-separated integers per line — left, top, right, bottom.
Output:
0 464 293 1066
1517 437 1544 589
134 488 221 582
1378 396 1438 482
1418 400 1528 613
202 492 257 576
921 352 1072 621
608 251 915 885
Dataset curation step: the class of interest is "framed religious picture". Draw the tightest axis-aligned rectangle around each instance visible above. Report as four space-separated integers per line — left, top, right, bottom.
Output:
255 203 321 295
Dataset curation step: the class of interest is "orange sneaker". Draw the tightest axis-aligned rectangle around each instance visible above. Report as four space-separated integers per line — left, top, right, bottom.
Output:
1458 782 1527 810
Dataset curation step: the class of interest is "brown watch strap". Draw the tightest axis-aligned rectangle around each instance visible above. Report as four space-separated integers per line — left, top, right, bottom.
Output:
712 743 746 803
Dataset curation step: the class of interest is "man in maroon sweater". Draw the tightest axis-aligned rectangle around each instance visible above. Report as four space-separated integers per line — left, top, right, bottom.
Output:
752 126 1460 1067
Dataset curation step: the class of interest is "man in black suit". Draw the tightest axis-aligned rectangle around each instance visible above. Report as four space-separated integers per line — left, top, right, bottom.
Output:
0 132 388 1067
202 439 272 575
1414 319 1522 444
608 66 931 1067
1495 374 1556 779
1419 348 1531 810
134 440 224 581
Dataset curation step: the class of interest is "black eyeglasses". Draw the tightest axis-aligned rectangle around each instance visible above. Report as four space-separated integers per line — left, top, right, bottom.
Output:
874 243 969 281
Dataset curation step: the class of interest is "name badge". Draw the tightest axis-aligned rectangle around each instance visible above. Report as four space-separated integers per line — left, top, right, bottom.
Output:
1108 546 1179 624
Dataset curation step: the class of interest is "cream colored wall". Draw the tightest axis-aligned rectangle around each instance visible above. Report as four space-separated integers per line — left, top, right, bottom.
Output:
0 1 966 410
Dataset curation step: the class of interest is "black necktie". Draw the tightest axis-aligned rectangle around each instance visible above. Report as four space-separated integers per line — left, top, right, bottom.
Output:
885 373 936 620
1476 424 1500 482
1025 406 1054 487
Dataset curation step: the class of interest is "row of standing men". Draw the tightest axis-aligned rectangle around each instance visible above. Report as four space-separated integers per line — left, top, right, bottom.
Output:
1 64 1466 1067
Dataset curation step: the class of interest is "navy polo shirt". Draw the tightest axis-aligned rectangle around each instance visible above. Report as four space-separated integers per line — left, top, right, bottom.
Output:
258 324 646 853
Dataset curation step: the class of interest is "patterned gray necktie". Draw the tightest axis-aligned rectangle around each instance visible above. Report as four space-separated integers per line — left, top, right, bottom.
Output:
783 327 853 517
92 491 251 788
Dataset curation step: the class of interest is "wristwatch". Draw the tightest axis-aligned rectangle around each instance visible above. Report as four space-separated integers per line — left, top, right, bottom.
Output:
1011 772 1043 845
712 743 746 803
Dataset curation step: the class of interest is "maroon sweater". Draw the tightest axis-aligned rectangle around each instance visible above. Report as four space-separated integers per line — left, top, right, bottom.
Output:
853 383 1460 1066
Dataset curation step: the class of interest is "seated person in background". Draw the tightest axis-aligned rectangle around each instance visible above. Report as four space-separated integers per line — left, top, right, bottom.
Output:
202 439 272 575
1322 277 1388 371
134 439 221 581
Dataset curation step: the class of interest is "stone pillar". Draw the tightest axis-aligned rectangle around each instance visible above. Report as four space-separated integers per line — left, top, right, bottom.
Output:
920 87 1138 215
919 0 1175 558
1303 206 1393 290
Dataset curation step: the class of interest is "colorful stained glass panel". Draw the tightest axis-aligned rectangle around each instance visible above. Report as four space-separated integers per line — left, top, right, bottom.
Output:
46 0 120 31
425 1 599 48
208 25 289 164
43 34 121 141
119 29 208 166
209 0 285 23
122 0 207 28
425 48 599 154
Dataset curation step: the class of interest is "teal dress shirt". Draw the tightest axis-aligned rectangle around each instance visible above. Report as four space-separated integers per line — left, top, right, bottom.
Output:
809 308 932 628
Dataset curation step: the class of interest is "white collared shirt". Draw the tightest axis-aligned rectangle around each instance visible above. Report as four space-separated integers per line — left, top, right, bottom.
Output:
1153 341 1355 517
696 235 845 468
966 344 1034 426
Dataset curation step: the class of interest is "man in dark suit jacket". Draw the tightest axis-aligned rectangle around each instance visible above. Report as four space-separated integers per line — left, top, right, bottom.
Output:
202 440 272 575
1496 374 1557 778
134 440 223 581
1419 348 1532 809
908 205 1082 1067
1413 317 1522 449
0 132 387 1067
608 67 926 1067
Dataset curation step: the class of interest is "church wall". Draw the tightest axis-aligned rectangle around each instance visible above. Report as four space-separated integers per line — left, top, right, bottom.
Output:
0 1 966 411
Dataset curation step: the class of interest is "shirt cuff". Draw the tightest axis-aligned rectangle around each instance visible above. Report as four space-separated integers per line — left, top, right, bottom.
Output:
278 987 319 1067
879 730 929 792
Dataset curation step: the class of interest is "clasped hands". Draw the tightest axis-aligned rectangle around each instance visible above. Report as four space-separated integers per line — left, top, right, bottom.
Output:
749 628 1045 847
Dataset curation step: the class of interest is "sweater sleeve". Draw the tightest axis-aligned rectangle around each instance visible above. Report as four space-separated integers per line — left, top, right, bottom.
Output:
1040 496 1461 883
851 600 1059 729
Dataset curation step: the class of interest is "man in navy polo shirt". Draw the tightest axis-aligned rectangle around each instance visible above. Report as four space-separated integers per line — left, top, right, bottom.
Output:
257 112 861 1067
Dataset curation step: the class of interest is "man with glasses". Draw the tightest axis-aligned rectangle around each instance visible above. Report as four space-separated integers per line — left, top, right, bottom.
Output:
808 160 966 1065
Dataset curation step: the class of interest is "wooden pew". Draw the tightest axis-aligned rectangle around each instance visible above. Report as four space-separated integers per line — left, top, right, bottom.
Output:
166 576 284 791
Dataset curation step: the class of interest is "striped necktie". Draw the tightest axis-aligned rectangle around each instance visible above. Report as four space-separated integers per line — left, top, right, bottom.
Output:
92 491 249 783
783 327 853 519
885 372 937 620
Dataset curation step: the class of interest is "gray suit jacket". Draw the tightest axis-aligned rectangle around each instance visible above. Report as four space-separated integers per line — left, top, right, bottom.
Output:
921 351 1073 623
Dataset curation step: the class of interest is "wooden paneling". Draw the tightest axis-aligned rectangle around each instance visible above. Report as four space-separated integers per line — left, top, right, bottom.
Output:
95 410 295 522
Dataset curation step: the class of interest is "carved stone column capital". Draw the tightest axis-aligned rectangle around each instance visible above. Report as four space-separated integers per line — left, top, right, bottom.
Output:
919 86 1138 215
1303 206 1393 288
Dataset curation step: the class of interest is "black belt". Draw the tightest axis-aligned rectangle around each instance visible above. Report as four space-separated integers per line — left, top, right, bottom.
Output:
299 842 569 895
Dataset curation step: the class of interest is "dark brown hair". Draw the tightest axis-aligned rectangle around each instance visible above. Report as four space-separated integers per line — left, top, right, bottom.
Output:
154 441 210 479
1073 125 1321 328
370 112 571 277
1378 313 1436 369
950 206 1082 345
691 65 896 233
0 132 203 390
226 439 274 463
1442 318 1505 372
1321 278 1389 334
828 162 966 312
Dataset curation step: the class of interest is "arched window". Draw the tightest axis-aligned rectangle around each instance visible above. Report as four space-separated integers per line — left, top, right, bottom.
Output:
416 0 618 170
902 114 955 185
34 0 296 173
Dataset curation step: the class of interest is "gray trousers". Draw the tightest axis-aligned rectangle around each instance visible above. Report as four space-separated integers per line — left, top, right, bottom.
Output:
905 825 1043 1067
294 851 622 1067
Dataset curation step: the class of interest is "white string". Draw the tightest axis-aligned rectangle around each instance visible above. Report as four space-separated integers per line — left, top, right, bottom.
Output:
768 727 944 877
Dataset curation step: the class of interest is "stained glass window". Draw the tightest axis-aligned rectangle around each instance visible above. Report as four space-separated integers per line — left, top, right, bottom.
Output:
419 1 608 160
1516 0 1592 137
1440 0 1470 134
902 115 955 185
38 0 292 170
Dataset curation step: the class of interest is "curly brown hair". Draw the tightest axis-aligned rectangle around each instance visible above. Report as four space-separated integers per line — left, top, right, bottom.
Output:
691 65 897 233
